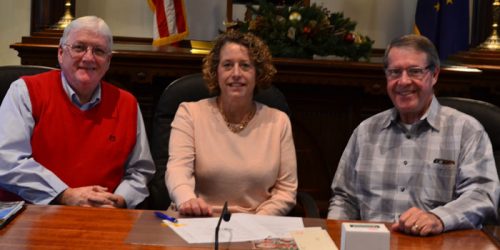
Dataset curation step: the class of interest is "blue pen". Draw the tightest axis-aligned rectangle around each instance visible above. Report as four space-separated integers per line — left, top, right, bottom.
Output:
154 211 178 223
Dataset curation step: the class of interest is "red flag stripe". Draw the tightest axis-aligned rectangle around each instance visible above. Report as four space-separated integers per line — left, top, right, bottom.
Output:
153 0 169 37
173 0 186 33
149 0 188 46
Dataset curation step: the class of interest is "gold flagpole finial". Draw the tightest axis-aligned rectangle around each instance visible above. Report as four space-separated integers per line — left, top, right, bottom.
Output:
52 0 74 30
480 0 500 50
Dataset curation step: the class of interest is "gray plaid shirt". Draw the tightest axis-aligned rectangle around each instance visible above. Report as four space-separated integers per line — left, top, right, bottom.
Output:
328 96 500 231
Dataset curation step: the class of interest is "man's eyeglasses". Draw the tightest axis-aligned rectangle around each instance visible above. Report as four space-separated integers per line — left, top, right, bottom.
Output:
385 65 433 80
63 43 111 59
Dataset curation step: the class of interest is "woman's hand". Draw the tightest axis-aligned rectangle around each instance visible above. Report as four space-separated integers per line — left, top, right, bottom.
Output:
179 197 213 216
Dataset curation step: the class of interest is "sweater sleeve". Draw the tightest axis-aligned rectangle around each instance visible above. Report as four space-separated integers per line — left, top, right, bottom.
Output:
255 113 298 215
165 103 198 207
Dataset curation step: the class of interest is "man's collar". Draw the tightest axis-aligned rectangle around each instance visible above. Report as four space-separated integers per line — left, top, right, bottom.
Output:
60 72 101 110
384 95 441 131
424 95 441 131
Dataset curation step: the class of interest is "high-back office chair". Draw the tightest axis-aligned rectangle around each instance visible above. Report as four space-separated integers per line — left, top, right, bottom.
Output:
438 97 500 172
145 73 319 217
438 97 500 224
0 65 56 104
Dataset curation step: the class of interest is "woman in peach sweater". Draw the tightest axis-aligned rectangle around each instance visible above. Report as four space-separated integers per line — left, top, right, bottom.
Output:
165 31 297 216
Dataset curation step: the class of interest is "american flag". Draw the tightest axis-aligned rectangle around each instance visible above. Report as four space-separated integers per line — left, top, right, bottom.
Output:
148 0 189 46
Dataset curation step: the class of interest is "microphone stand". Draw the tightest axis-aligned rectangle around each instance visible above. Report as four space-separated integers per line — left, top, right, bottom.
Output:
215 201 231 250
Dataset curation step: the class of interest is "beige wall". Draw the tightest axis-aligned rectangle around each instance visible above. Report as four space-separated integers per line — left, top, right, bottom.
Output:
0 0 30 66
318 0 418 49
1 0 420 66
76 0 154 39
77 0 419 47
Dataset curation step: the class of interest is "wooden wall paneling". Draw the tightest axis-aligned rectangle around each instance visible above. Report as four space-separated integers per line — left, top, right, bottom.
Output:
11 32 500 216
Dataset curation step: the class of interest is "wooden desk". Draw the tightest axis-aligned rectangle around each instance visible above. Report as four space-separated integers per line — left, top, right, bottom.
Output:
0 205 496 249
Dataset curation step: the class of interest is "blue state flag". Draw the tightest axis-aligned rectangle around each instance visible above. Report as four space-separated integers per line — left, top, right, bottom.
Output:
414 0 469 60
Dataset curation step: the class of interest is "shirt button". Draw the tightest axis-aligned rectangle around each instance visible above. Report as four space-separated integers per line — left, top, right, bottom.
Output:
400 187 406 192
406 134 411 139
403 160 408 165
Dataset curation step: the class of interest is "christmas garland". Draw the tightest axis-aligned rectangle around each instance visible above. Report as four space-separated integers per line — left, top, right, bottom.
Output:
236 0 374 60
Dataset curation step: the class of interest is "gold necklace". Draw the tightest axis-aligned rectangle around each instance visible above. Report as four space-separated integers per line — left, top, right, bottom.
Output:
217 99 255 133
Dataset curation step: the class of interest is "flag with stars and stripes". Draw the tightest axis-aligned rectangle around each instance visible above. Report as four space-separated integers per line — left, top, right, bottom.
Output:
148 0 189 46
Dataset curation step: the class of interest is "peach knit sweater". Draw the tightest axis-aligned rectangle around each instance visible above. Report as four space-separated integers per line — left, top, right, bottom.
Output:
166 98 297 215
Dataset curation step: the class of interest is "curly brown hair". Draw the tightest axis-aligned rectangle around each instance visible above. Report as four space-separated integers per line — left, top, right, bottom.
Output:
202 30 277 95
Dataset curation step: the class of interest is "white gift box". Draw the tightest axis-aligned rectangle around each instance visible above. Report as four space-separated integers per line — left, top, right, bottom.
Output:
340 222 390 250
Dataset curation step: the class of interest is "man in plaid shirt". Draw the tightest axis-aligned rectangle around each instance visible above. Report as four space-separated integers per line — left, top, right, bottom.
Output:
328 34 499 236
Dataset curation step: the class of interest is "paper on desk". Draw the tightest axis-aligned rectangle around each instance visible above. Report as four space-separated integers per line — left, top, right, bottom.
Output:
240 213 304 238
166 213 304 244
292 227 338 250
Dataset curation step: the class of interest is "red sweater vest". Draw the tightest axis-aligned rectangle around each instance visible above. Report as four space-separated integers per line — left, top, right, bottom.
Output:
0 70 137 201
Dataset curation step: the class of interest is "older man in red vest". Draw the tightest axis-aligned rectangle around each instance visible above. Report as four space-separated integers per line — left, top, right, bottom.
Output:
0 16 154 208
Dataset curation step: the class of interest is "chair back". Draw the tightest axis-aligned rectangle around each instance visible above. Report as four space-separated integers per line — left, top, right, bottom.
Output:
145 73 291 210
0 65 56 104
438 97 500 169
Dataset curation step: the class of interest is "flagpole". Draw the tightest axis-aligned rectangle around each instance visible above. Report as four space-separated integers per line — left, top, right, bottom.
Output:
223 0 237 30
227 0 233 23
480 0 500 50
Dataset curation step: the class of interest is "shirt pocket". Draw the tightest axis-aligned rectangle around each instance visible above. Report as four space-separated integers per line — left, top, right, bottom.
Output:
411 161 457 207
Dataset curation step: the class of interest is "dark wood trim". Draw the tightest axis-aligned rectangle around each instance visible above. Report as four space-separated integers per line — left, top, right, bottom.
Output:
30 0 76 34
12 32 500 216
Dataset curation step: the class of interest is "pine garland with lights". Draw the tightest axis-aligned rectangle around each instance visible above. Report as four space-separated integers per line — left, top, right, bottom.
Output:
237 0 374 60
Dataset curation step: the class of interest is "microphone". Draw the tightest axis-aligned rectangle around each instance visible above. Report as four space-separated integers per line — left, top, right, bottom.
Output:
215 201 231 250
